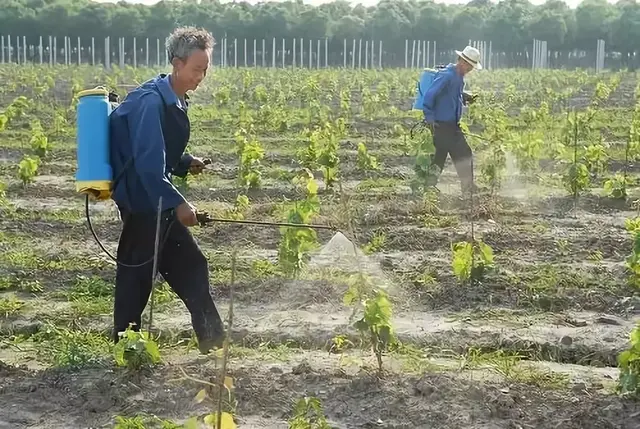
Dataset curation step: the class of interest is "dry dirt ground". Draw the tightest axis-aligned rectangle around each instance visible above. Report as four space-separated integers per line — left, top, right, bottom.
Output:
1 179 640 428
1 70 640 428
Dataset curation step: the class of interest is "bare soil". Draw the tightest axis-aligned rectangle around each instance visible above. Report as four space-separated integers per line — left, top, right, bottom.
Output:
1 71 640 428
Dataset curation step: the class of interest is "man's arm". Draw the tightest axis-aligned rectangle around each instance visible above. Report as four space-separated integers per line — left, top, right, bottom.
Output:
462 91 478 105
173 154 195 178
423 71 451 124
128 92 187 211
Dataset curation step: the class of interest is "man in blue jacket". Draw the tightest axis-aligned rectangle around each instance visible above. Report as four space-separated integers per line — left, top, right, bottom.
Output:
423 45 481 195
109 27 224 354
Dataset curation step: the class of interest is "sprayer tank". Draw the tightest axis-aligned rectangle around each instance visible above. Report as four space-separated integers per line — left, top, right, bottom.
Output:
412 68 437 110
413 68 470 117
75 88 113 201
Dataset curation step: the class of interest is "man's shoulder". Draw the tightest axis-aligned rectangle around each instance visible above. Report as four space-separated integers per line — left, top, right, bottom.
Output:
126 83 163 103
434 64 455 79
118 85 164 114
443 64 458 74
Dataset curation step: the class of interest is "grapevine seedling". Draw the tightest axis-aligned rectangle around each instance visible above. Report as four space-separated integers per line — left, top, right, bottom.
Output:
451 239 495 284
356 141 379 172
479 141 507 196
17 155 39 186
607 120 636 200
317 123 340 189
617 322 640 397
225 194 250 220
113 325 161 370
583 143 608 178
339 89 351 121
624 218 640 288
342 273 375 315
277 170 320 277
328 334 354 354
563 162 590 197
391 124 412 155
514 105 545 174
52 112 68 135
477 107 508 194
297 127 320 170
342 271 396 373
361 87 380 121
29 119 49 157
235 127 264 189
604 174 632 200
237 100 253 129
409 128 439 195
362 231 386 255
353 289 396 374
562 109 598 204
0 296 24 318
0 96 29 131
288 396 331 429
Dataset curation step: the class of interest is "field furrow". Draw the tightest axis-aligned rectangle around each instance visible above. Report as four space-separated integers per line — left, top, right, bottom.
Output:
0 66 639 428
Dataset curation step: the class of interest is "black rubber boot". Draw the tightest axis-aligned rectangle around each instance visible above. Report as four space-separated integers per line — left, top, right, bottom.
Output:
193 311 226 354
425 154 442 188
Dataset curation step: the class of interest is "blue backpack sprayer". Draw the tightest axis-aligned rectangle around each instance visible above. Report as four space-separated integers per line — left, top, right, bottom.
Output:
74 87 337 267
74 87 162 268
75 87 114 201
412 67 441 112
410 65 474 138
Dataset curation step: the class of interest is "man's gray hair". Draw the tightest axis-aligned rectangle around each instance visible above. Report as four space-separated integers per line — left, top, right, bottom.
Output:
166 27 215 62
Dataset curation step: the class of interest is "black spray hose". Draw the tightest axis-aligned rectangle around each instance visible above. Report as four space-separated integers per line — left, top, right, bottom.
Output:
85 158 217 267
84 194 175 268
410 120 498 143
85 194 338 267
410 121 424 140
195 211 338 230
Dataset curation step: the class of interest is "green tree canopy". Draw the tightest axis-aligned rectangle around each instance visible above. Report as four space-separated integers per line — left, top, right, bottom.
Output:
0 0 638 55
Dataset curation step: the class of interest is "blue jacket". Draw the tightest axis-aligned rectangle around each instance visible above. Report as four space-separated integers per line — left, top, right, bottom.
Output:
109 74 194 215
422 63 465 125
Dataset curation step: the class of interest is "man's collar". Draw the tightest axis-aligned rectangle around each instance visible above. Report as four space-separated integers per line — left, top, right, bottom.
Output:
156 73 179 106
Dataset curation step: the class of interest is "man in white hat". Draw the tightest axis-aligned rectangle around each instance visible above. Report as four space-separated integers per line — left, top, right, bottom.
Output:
422 45 482 195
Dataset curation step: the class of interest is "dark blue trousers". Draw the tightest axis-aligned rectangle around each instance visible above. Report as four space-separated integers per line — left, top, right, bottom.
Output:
113 209 224 350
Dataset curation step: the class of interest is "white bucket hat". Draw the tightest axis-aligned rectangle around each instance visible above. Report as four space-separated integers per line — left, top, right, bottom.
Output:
455 46 482 70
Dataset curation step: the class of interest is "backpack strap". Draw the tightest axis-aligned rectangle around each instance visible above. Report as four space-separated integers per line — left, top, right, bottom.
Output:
417 67 446 97
110 87 169 193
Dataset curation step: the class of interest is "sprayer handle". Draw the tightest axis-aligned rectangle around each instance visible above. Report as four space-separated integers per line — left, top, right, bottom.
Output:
196 211 214 226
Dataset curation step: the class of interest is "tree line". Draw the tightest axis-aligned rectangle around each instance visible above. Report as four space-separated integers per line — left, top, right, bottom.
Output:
1 0 639 65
